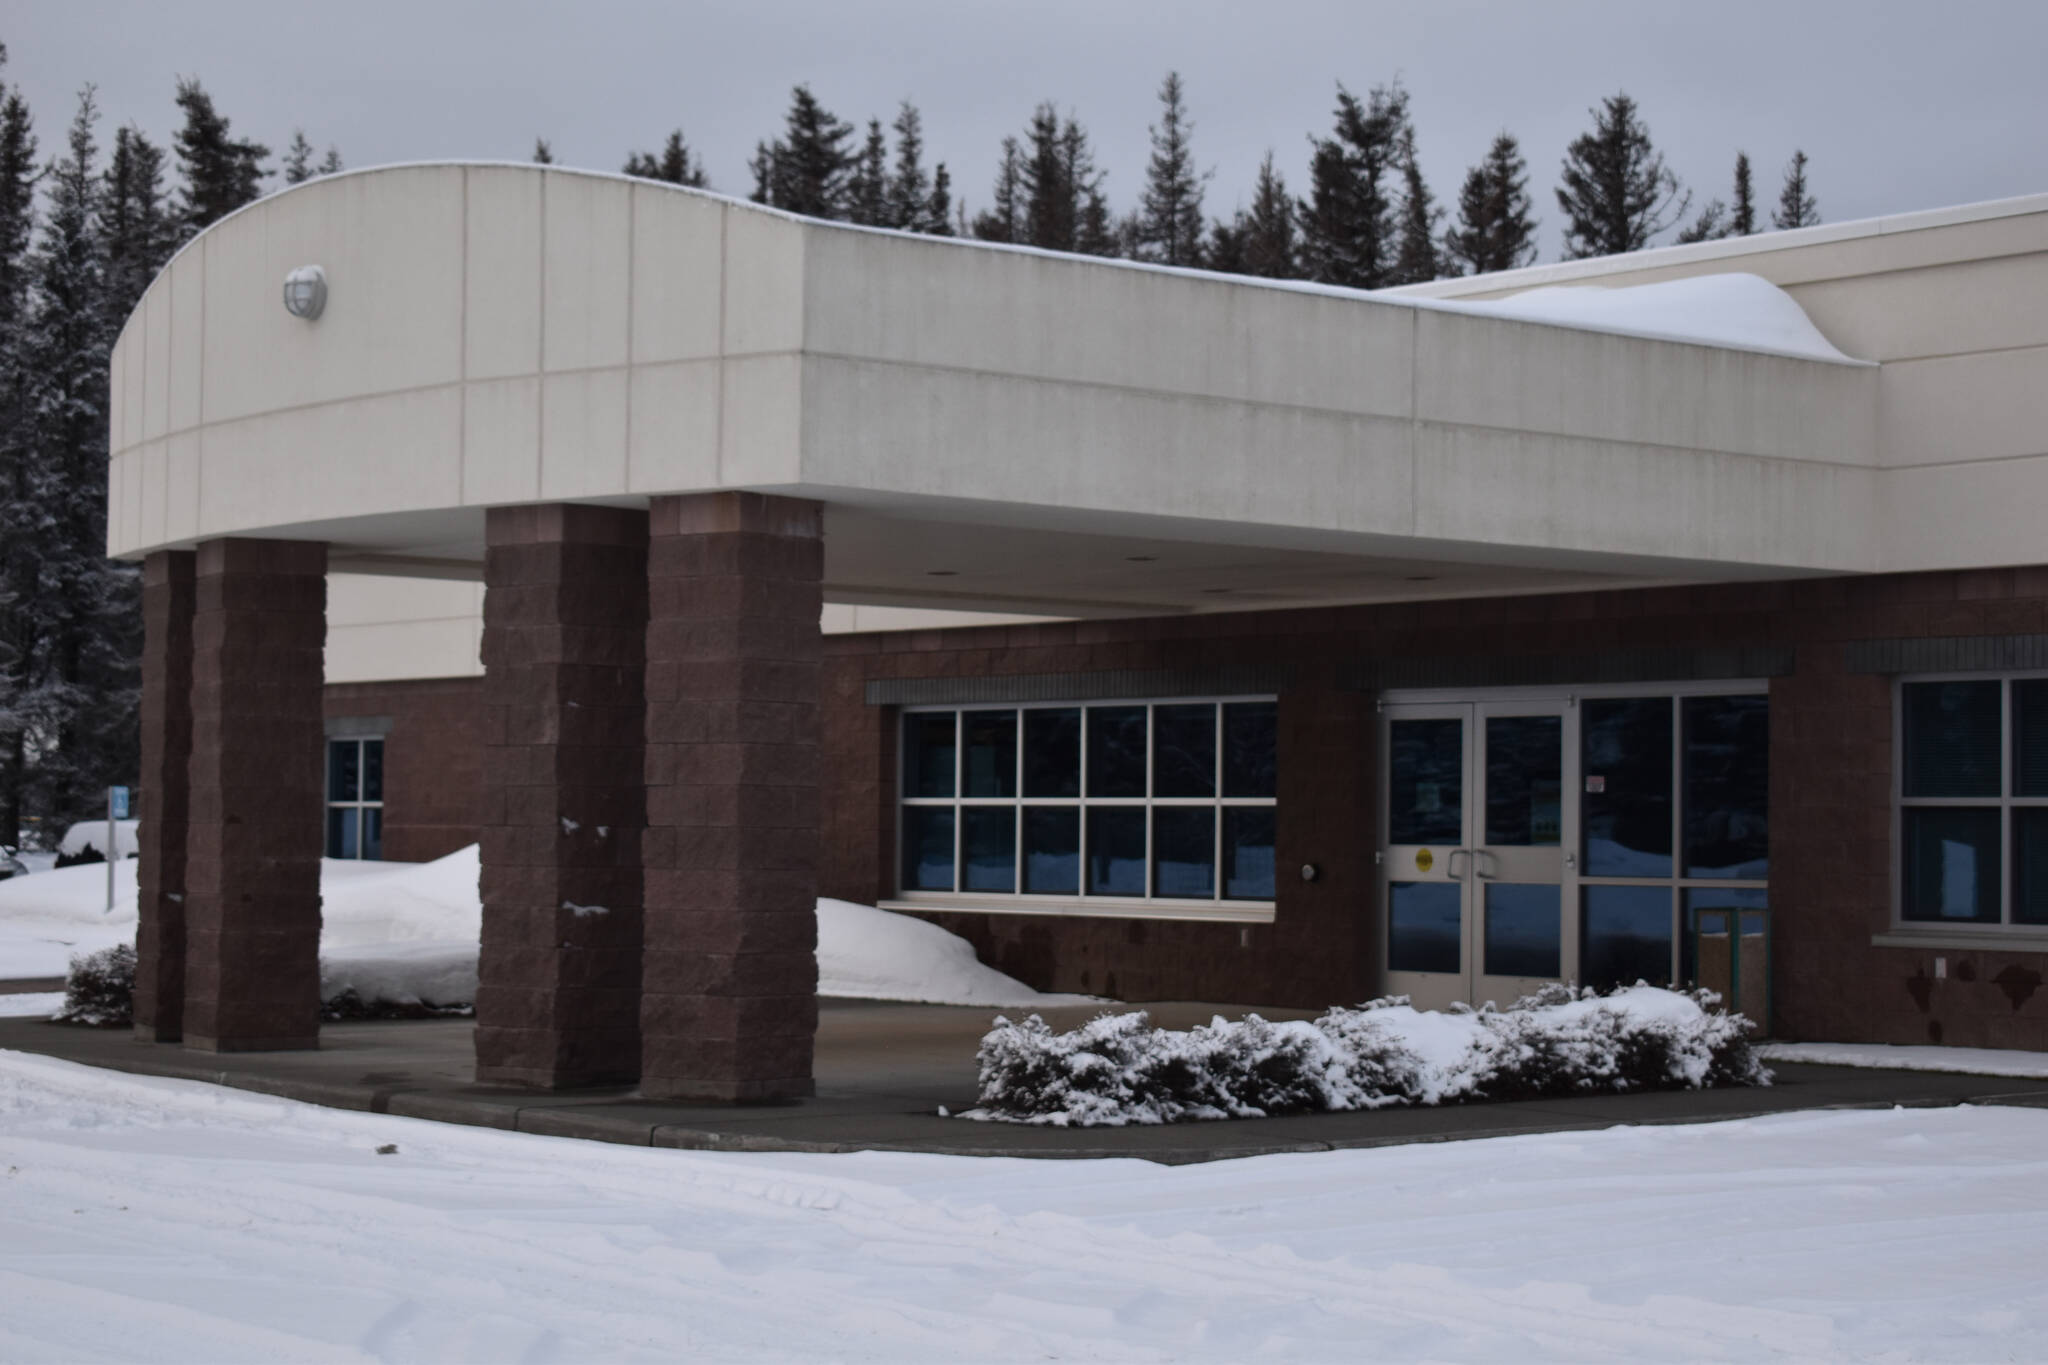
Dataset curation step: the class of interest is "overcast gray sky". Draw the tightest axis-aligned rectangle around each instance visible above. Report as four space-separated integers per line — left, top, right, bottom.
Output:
11 0 2048 258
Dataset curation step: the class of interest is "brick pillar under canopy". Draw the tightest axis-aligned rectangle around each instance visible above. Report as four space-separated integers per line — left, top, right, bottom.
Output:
133 550 194 1042
641 492 823 1102
474 504 648 1089
182 539 327 1052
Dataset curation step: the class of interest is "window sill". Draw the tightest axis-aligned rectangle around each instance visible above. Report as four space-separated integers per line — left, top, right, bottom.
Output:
880 896 1276 925
1871 929 2048 954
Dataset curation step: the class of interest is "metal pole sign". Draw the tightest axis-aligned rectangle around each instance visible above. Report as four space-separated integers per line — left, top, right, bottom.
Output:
106 786 130 913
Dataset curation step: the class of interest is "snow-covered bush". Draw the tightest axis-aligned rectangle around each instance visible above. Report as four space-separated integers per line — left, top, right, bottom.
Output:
320 988 472 1022
967 984 1768 1126
55 943 136 1026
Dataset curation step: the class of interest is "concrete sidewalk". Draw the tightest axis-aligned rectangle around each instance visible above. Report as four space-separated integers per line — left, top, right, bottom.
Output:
6 1000 2048 1163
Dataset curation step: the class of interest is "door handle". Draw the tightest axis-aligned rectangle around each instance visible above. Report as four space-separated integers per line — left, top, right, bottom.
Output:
1446 848 1473 880
1474 849 1500 881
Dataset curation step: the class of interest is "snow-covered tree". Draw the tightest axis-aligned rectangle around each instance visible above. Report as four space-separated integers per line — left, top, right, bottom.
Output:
970 136 1024 244
1131 72 1208 266
1555 92 1688 258
282 129 315 185
883 102 951 235
845 117 889 226
100 124 175 328
1773 150 1818 230
1730 152 1756 236
1443 132 1537 275
171 79 267 238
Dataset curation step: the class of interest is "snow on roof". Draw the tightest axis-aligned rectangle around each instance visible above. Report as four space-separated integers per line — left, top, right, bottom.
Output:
1413 272 1862 365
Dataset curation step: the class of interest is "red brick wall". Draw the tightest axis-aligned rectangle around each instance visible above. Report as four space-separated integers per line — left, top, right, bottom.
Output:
324 677 484 863
822 570 2048 1047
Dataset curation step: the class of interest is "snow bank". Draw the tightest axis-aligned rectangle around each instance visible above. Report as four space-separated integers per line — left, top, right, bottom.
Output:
968 984 1767 1126
1759 1040 2048 1078
1431 272 1858 363
7 844 1079 1012
816 897 1092 1006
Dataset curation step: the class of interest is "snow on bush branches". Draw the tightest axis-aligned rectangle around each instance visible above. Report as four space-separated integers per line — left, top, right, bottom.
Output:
966 984 1769 1126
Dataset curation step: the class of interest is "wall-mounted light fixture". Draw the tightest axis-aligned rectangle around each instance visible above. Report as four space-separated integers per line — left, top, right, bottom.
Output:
283 264 328 320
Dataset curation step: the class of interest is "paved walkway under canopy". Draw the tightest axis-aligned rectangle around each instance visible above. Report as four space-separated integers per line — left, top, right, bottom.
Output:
6 1000 2048 1164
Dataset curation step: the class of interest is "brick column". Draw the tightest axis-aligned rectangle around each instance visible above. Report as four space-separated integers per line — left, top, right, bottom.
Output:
134 550 194 1042
183 539 326 1052
474 504 648 1089
642 492 822 1102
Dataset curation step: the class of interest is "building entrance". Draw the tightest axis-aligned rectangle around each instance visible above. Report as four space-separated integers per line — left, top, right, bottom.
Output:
1377 684 1770 1010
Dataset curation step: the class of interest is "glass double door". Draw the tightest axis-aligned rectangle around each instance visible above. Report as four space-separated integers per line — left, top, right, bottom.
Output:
1382 700 1572 1010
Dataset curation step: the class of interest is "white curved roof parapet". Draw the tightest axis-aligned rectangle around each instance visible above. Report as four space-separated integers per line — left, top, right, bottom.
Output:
105 164 2048 607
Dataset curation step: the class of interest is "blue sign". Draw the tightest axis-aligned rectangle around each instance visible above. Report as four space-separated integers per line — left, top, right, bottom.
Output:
110 786 130 820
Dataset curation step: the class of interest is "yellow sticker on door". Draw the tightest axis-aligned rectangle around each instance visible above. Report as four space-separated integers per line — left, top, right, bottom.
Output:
1415 848 1434 872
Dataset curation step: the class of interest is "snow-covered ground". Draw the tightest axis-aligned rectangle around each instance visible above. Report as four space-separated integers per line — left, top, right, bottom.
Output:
1759 1040 2048 1079
0 846 1084 1009
1 1049 2043 1361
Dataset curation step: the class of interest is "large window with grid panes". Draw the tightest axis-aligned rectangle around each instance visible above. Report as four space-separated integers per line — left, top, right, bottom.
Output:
1896 676 2048 928
892 698 1277 919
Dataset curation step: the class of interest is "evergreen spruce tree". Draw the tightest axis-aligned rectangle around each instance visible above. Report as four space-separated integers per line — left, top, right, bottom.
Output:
623 129 707 186
171 79 267 238
1296 82 1407 288
1204 217 1247 274
11 90 140 832
317 146 342 176
1443 132 1536 275
845 118 889 226
1773 149 1818 229
884 102 951 235
970 136 1024 243
1730 152 1756 235
1554 92 1688 258
748 85 855 219
1131 72 1208 266
1676 199 1727 244
1234 152 1298 278
282 129 315 184
531 138 553 164
1388 125 1442 284
0 48 37 843
101 125 175 328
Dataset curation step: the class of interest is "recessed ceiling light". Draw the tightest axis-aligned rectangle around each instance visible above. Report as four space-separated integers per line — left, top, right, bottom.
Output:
1125 555 1158 562
926 569 958 577
1403 575 1438 582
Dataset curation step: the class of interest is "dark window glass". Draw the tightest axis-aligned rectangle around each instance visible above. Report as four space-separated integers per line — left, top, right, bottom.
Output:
326 805 358 859
1484 883 1561 979
1683 888 1768 998
962 807 1016 892
962 710 1017 798
362 806 383 862
1901 807 2001 922
1389 718 1464 845
903 713 957 799
1022 807 1080 894
1223 807 1277 900
1582 698 1673 877
1023 708 1081 798
900 807 955 891
1581 884 1674 990
1222 702 1278 798
1485 715 1561 847
1388 882 1461 973
1086 807 1146 895
327 740 359 803
1153 704 1217 798
1903 681 2001 798
2015 681 2048 797
1683 695 1768 878
1087 707 1147 797
362 740 384 803
1153 808 1215 898
2015 808 2048 926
